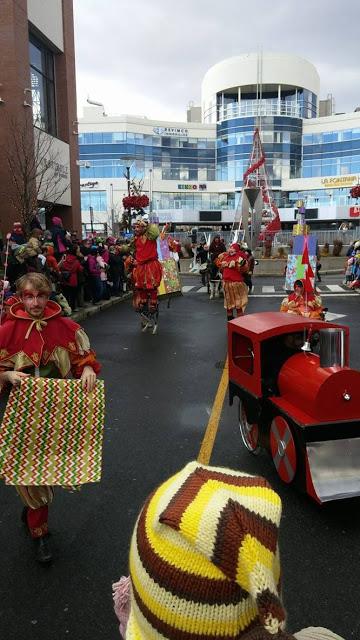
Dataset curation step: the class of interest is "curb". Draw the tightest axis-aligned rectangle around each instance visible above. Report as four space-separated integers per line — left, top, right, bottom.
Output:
184 270 344 277
71 293 131 323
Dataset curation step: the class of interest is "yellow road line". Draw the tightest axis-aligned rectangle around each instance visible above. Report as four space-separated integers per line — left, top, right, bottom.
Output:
197 356 228 465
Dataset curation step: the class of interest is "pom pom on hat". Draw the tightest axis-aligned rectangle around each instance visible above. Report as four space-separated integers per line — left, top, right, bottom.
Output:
124 461 295 639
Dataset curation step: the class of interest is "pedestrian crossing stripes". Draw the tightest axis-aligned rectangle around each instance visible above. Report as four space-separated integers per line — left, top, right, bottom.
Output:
182 284 357 296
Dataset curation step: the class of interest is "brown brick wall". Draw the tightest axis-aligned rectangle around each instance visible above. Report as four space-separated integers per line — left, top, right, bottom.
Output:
0 0 34 235
0 0 81 236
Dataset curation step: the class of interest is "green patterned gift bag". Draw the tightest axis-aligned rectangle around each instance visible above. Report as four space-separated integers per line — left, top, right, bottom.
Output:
0 377 105 486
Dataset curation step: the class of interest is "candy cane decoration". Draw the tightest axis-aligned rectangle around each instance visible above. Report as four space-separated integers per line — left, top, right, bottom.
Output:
0 233 11 325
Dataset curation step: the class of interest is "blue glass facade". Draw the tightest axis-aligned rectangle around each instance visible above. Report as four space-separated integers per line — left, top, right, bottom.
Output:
302 127 360 177
78 132 216 181
216 116 303 185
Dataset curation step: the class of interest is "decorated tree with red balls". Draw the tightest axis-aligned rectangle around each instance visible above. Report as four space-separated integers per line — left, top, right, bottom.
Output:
122 194 149 210
350 185 360 199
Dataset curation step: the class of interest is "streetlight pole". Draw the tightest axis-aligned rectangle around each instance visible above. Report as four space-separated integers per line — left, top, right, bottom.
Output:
110 182 114 234
149 168 153 214
89 206 94 235
126 166 131 232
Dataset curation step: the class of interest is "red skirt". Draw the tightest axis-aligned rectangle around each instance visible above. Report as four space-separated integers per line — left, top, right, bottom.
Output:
133 259 162 290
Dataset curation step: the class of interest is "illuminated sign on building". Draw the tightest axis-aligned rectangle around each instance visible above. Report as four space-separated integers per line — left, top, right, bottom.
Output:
153 126 189 136
177 184 207 190
349 206 360 218
321 175 358 187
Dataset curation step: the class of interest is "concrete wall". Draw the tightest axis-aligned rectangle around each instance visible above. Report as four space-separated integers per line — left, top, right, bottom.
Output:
27 0 64 50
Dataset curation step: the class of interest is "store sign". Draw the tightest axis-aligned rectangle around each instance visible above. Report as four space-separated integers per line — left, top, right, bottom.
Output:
81 181 99 188
153 126 188 136
349 206 360 218
177 184 207 191
321 175 358 187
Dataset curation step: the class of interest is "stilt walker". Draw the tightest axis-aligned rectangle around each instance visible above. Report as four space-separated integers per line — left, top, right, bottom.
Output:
123 216 163 334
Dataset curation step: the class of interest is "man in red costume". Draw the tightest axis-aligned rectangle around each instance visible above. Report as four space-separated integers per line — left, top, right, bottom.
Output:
0 272 101 564
124 216 162 332
218 243 249 321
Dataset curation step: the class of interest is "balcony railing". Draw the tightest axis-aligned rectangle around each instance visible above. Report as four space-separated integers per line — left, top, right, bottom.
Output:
217 100 302 122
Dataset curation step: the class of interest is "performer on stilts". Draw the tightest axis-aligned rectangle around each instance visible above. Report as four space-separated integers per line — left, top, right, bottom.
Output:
218 243 249 321
0 272 101 564
123 216 162 333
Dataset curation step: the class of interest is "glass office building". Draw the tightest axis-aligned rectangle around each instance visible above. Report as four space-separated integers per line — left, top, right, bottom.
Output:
78 52 360 233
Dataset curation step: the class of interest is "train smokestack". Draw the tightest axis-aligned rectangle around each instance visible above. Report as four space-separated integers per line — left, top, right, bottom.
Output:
319 328 345 368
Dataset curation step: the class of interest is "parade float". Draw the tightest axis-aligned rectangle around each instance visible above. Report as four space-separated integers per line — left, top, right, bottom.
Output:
228 312 360 503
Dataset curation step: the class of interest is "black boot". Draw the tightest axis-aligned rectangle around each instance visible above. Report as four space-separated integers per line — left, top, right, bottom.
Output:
34 535 53 564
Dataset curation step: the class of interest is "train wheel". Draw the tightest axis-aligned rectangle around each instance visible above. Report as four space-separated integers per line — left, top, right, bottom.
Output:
238 400 260 454
270 416 297 483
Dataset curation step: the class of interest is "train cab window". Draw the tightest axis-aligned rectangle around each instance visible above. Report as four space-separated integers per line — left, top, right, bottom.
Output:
232 334 254 375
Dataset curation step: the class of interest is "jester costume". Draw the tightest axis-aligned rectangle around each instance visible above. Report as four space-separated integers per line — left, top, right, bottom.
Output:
123 221 162 323
280 279 324 319
0 300 100 549
218 243 249 320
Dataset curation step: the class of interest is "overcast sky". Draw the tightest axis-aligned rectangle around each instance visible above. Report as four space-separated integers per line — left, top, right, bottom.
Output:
74 0 360 122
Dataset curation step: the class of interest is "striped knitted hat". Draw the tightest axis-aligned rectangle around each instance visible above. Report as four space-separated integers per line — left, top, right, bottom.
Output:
126 461 296 639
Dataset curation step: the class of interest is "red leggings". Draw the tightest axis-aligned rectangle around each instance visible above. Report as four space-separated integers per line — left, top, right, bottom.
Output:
27 506 49 538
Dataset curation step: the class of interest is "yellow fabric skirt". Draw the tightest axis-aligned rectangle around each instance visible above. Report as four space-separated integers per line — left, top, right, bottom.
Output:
223 281 248 311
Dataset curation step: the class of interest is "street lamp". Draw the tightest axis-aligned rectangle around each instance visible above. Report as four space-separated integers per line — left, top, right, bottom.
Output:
149 168 153 214
110 182 115 234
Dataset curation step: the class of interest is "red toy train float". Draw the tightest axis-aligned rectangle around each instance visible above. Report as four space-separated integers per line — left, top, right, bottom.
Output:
228 312 360 504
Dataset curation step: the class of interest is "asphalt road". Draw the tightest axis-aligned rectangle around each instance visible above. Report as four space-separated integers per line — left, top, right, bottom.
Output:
0 275 359 640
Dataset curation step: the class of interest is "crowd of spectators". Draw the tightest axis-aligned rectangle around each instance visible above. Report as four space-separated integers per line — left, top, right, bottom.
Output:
344 239 360 289
2 216 127 316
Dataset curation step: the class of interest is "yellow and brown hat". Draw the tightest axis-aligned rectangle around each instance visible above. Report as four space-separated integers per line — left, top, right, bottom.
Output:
126 461 295 639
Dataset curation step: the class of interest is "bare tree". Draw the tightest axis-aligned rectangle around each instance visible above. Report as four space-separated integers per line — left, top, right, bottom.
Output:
2 116 70 233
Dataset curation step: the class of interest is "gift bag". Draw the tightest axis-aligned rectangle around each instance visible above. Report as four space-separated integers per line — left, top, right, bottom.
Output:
0 377 105 486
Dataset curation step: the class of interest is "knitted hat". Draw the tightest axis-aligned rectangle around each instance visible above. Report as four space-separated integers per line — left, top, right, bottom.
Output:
125 461 296 640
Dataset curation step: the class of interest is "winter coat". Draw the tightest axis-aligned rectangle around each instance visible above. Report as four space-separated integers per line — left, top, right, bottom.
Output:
60 254 83 287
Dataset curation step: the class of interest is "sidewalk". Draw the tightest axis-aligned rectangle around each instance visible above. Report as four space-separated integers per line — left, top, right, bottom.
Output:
71 293 132 323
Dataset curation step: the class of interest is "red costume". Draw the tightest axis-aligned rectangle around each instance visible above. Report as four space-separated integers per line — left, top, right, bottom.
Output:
0 300 100 540
280 279 323 319
125 222 162 314
218 244 249 319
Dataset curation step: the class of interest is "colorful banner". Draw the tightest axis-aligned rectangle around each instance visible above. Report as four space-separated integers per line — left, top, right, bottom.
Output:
156 237 171 260
285 255 317 291
0 378 105 486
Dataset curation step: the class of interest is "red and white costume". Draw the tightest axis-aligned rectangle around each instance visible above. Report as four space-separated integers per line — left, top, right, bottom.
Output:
0 300 100 538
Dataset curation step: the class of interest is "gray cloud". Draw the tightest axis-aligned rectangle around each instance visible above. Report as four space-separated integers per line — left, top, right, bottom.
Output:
74 0 360 119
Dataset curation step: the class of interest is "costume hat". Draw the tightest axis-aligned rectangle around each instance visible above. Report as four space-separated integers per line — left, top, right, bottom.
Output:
125 461 296 639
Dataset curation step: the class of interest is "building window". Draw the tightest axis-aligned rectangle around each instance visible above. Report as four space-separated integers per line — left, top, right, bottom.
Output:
29 36 57 136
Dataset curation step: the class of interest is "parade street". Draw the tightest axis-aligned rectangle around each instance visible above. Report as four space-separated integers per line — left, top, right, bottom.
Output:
0 278 359 640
